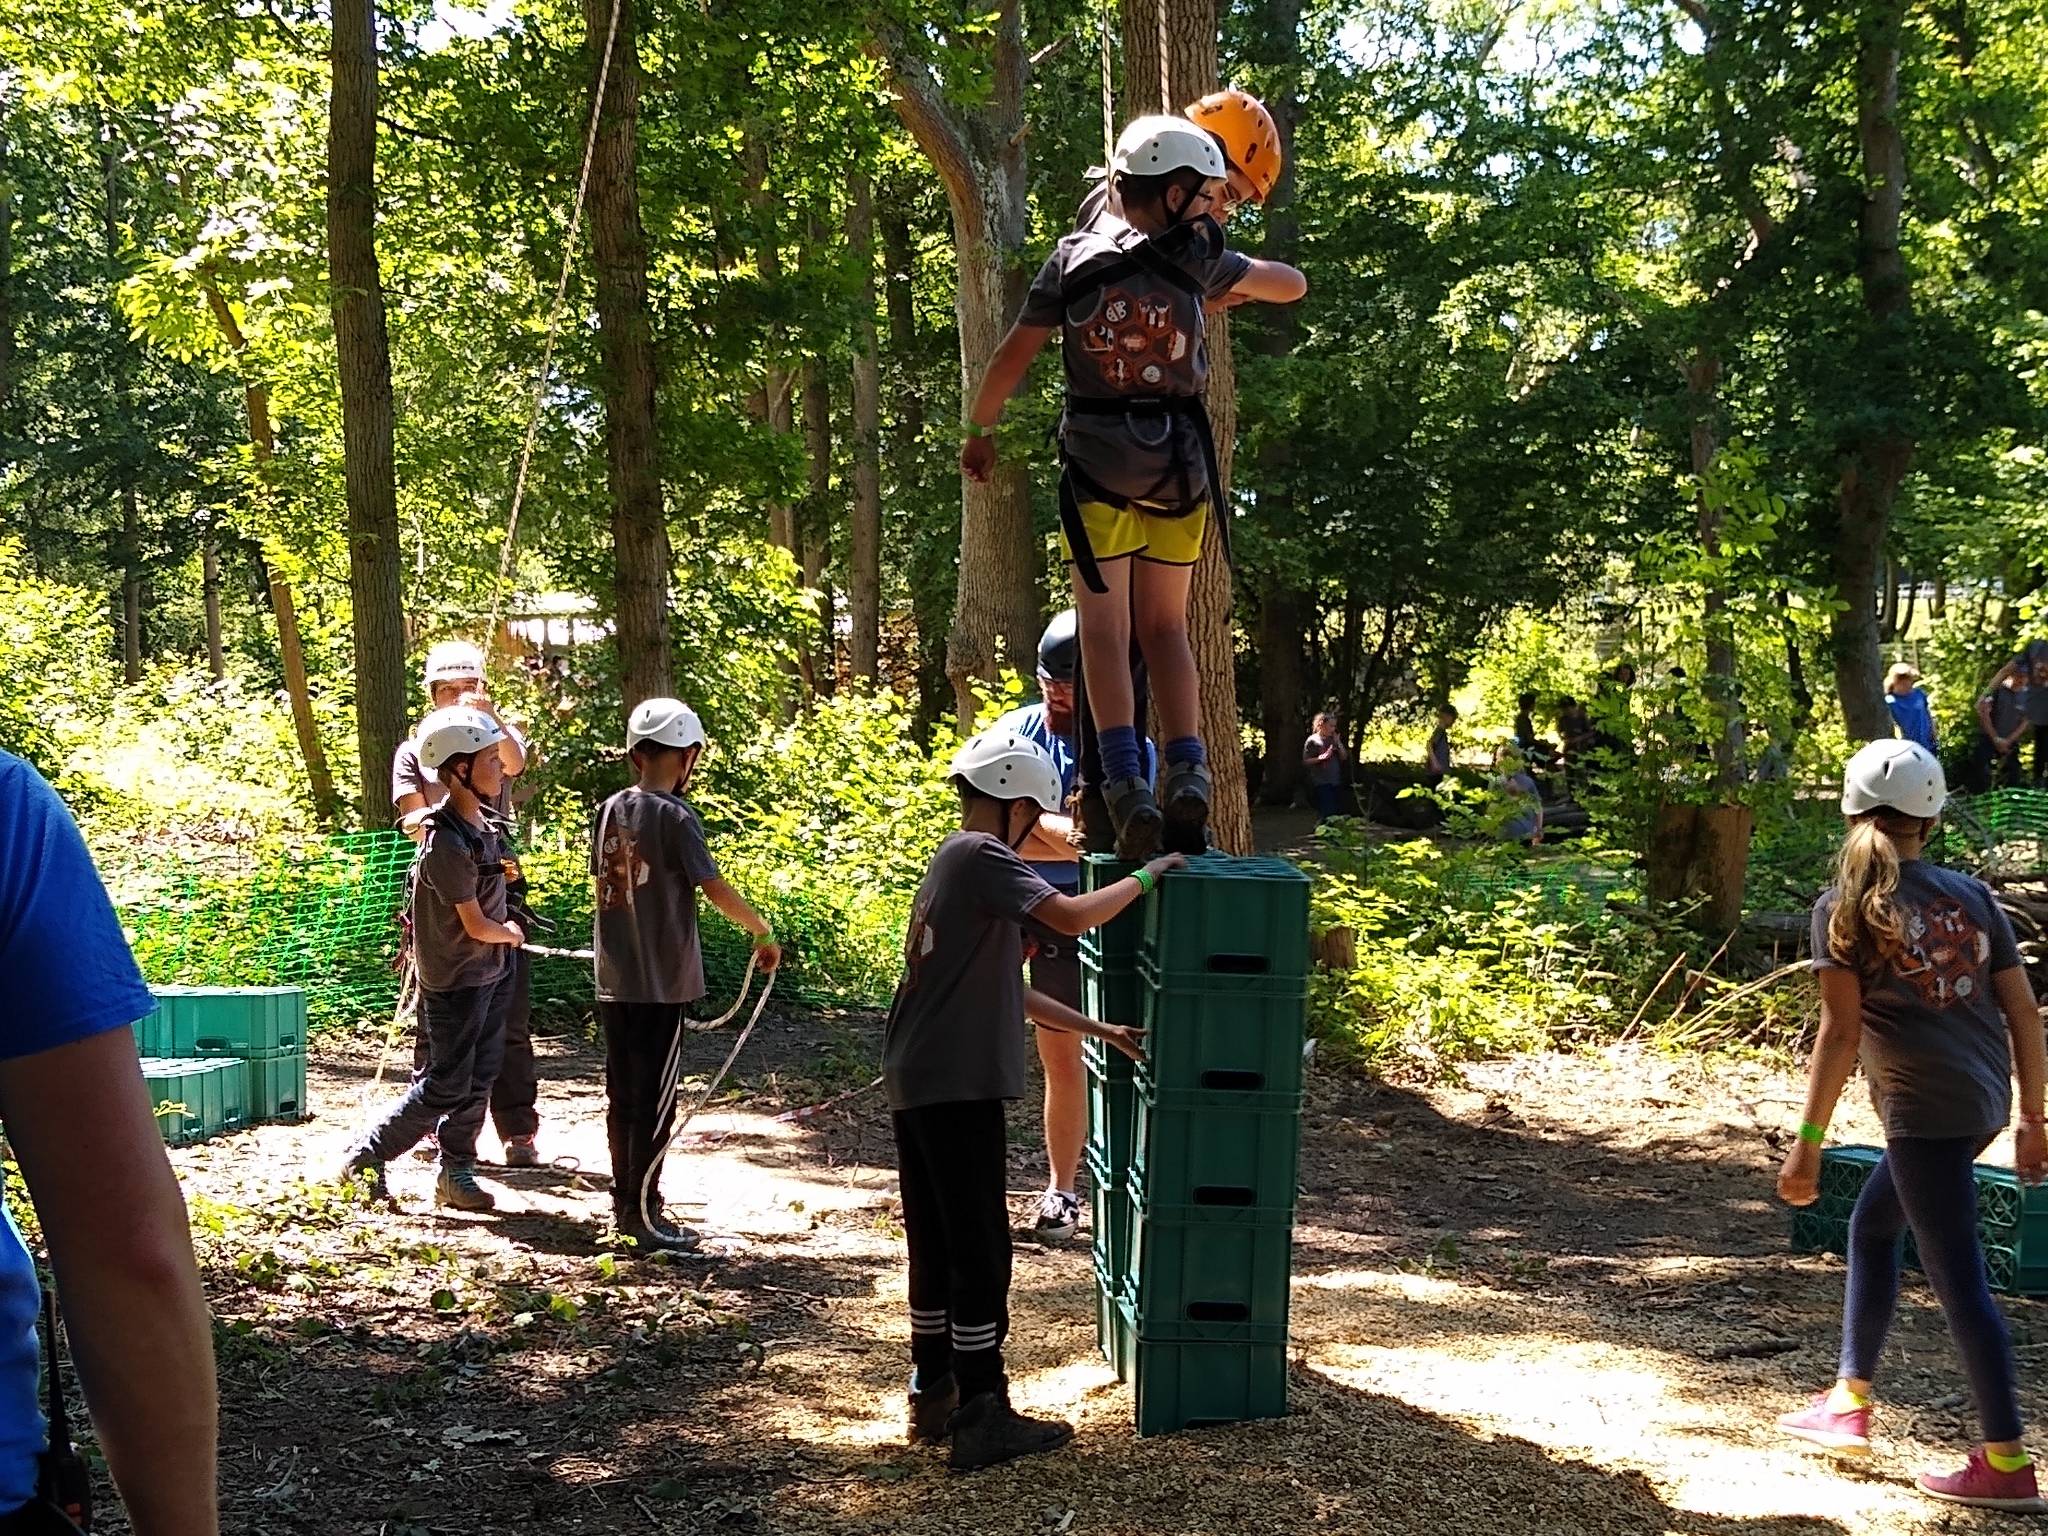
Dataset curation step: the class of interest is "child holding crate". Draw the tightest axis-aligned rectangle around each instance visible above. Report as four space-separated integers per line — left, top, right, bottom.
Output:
1777 738 2048 1511
885 729 1173 1470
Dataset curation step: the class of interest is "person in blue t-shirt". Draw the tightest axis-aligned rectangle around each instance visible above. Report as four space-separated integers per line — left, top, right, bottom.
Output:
0 752 219 1534
1885 663 1937 755
989 612 1154 1242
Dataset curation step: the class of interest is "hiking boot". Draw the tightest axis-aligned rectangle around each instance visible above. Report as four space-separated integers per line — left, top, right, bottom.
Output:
947 1390 1074 1472
1917 1451 2048 1512
1076 783 1117 855
1103 777 1162 861
1776 1394 1872 1456
1159 758 1212 838
435 1161 497 1213
339 1151 389 1202
1033 1189 1081 1243
908 1371 959 1446
501 1136 540 1169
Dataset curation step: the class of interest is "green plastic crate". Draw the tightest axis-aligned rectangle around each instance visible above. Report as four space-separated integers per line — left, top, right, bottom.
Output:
138 1058 244 1145
1138 959 1308 1096
1818 1145 1884 1213
131 1002 172 1057
1081 856 1147 963
1129 1327 1288 1436
1131 1065 1301 1211
1086 1049 1140 1175
1081 951 1145 1028
244 1047 309 1121
1791 1208 1850 1257
1141 855 1311 984
157 986 305 1057
1089 1146 1134 1283
1125 1181 1294 1330
1095 1256 1133 1381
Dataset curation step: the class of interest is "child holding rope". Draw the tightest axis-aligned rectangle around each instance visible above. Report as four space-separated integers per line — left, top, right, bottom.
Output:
1778 737 2048 1511
962 115 1305 859
345 706 525 1212
888 729 1180 1469
592 699 780 1254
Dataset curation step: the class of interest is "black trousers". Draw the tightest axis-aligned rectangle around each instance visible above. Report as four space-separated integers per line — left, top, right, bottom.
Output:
893 1099 1012 1398
597 1001 685 1225
416 947 536 1141
0 1501 83 1534
363 968 514 1164
1970 732 2025 792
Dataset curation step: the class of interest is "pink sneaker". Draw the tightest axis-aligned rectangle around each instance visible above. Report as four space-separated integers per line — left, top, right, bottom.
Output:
1917 1450 2048 1513
1777 1394 1872 1455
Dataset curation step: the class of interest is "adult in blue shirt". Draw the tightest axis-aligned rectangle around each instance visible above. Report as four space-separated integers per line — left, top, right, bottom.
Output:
0 752 219 1534
1885 663 1937 755
991 613 1153 1242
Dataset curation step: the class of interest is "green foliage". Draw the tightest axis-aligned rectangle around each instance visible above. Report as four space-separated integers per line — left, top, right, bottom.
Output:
0 540 113 775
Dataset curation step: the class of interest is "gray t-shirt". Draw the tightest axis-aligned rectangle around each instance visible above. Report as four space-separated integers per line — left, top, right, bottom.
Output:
1427 727 1451 775
1983 684 2026 741
883 832 1057 1112
592 789 720 1006
411 808 512 992
1303 732 1343 787
391 730 522 818
1811 860 2022 1139
1019 211 1251 508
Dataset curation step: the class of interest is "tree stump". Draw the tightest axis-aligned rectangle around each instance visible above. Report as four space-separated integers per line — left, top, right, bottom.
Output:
1646 799 1755 933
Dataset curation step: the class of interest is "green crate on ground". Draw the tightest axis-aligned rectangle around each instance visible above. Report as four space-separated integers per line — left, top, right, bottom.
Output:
131 1000 172 1057
1086 1048 1140 1175
1791 1208 1850 1257
1818 1145 1884 1213
138 1058 244 1145
1088 1147 1134 1283
1138 960 1308 1096
1131 1065 1301 1210
1141 854 1311 984
1125 1181 1294 1330
244 1047 309 1121
1127 1323 1289 1436
1081 856 1147 961
158 986 305 1057
1095 1257 1133 1382
1081 951 1145 1028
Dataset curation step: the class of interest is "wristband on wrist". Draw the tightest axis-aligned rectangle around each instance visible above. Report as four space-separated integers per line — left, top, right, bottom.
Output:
753 931 775 947
963 421 994 440
1132 869 1156 896
1797 1120 1826 1146
2022 1112 2046 1128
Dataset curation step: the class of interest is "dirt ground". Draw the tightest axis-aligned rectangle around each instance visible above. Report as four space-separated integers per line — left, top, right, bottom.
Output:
143 1006 2048 1536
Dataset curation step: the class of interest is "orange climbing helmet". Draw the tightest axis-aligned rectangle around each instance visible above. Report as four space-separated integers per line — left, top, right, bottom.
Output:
1185 89 1283 204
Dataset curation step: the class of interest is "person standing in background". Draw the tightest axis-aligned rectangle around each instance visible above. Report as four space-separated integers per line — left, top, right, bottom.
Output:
1425 705 1456 787
1970 660 2028 793
1302 713 1349 821
1885 664 1937 754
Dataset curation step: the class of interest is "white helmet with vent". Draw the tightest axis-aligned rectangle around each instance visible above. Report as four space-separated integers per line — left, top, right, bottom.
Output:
950 730 1063 813
1112 115 1227 182
417 705 506 771
423 640 486 692
1841 738 1946 818
627 697 707 752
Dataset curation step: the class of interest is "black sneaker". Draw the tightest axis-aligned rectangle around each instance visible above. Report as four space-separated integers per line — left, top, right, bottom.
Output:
908 1371 959 1445
1159 758 1212 836
1104 777 1162 861
615 1214 701 1254
339 1151 389 1201
1033 1189 1081 1242
435 1161 497 1213
947 1390 1074 1472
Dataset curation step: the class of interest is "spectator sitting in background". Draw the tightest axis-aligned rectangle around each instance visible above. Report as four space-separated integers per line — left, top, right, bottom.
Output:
1492 745 1544 846
1514 690 1560 774
1884 663 1936 754
1302 712 1350 821
1425 705 1456 787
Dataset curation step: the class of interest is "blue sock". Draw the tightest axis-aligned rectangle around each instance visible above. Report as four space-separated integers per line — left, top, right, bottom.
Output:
1165 736 1206 769
1100 726 1142 784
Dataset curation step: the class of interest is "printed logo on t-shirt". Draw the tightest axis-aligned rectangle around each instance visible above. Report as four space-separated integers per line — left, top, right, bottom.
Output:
1892 897 1992 1006
900 896 936 992
596 826 651 912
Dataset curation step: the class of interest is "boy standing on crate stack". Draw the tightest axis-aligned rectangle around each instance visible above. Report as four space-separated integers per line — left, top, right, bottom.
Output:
886 729 1177 1470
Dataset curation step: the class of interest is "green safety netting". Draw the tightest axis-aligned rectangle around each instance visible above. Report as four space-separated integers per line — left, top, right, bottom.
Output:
1933 789 2048 878
1439 860 1630 912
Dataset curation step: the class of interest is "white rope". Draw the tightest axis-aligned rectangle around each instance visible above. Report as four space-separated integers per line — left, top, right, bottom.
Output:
1156 0 1171 111
1100 3 1116 176
640 960 778 1235
484 0 631 649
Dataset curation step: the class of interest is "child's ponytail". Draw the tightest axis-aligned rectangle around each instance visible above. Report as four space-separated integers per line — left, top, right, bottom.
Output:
1827 813 1910 969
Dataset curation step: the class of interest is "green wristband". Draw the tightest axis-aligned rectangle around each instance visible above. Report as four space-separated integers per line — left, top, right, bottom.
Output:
1798 1121 1826 1146
1132 869 1156 896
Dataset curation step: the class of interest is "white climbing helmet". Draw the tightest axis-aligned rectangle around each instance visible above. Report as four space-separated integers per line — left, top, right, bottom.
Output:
416 705 506 771
1112 114 1227 182
1841 737 1946 818
950 730 1063 813
422 640 486 693
627 697 707 752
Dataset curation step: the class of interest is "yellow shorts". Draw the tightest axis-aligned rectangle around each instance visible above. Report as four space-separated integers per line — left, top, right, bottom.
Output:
1059 500 1209 568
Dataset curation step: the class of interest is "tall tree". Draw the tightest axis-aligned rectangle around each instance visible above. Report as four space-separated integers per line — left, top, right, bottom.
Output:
874 3 1040 731
327 0 410 824
848 175 884 683
584 0 673 709
97 121 144 683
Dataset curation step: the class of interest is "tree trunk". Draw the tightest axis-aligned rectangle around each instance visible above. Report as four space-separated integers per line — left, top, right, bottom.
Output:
1778 589 1814 735
1898 568 1918 639
97 122 145 685
1832 0 1916 746
1879 553 1901 641
120 486 142 684
202 537 226 680
328 0 411 826
1932 569 1947 619
584 0 673 711
1256 585 1307 806
879 181 924 457
877 1 1039 733
745 131 798 562
1688 351 1743 791
202 276 339 822
0 105 13 423
848 176 884 683
799 347 835 698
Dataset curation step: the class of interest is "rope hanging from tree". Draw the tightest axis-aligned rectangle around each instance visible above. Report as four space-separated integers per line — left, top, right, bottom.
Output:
1099 2 1116 176
483 0 631 651
1156 0 1172 110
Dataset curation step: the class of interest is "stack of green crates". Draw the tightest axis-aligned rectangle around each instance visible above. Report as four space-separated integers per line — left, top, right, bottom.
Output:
1117 854 1310 1436
1080 856 1146 1379
137 987 309 1144
136 1058 249 1145
1790 1144 2048 1296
